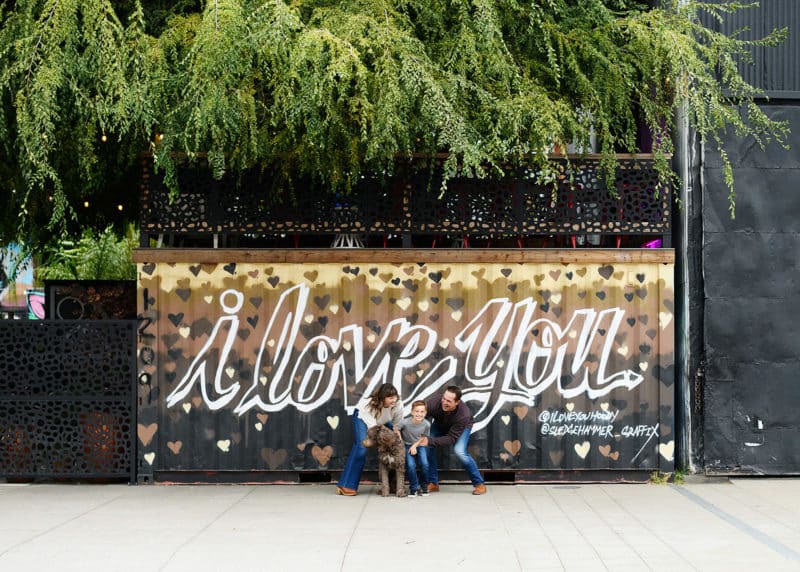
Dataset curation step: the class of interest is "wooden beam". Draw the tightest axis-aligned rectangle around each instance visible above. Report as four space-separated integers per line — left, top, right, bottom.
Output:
132 248 675 264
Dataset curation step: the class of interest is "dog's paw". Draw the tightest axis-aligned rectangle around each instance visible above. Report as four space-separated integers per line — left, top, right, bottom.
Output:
380 490 390 497
396 490 407 498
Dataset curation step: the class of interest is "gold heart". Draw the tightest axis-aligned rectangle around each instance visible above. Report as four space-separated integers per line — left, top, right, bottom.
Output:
312 445 334 466
513 405 528 420
598 444 611 457
503 440 521 456
137 423 158 446
256 413 269 424
167 441 182 454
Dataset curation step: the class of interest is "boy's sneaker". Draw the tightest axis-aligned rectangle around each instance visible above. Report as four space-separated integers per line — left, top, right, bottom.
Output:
420 488 429 497
408 489 419 497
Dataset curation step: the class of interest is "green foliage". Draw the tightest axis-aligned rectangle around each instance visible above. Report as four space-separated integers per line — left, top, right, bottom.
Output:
37 224 137 281
0 0 790 249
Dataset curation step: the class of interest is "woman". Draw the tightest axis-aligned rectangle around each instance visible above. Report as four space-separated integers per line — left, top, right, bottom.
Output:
336 383 403 496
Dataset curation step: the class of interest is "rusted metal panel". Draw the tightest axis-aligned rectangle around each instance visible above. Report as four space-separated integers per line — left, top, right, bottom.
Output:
135 249 675 481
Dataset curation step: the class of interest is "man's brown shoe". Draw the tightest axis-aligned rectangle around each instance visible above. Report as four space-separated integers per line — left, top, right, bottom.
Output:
472 484 487 495
336 486 358 496
427 483 440 493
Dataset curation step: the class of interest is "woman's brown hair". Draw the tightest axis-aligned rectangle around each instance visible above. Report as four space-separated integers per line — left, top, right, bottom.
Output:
367 383 399 415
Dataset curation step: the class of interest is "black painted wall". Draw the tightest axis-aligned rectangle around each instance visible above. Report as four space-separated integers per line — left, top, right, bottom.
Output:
701 104 800 474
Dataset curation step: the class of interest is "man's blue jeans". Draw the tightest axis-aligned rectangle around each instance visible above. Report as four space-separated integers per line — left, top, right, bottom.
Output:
337 410 367 490
427 424 484 486
405 445 430 493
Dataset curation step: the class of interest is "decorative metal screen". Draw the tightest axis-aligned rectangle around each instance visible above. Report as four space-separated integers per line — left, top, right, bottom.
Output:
140 156 671 237
0 321 136 481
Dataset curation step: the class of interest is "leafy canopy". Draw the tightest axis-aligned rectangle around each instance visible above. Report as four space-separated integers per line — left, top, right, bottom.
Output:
0 0 789 251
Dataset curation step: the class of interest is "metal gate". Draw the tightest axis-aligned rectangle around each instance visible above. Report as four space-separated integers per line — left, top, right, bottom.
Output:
0 320 137 482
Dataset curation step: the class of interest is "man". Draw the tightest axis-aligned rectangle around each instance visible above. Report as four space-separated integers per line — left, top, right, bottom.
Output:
419 385 486 495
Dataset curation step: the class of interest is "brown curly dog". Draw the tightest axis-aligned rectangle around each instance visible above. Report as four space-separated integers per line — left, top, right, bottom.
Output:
362 425 407 497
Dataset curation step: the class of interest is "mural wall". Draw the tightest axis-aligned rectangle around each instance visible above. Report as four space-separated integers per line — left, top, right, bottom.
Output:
134 250 675 481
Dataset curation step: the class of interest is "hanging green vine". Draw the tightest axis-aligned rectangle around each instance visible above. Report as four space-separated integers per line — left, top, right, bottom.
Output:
0 0 790 250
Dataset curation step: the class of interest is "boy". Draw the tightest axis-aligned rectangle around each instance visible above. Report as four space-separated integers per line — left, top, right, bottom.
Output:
399 400 431 497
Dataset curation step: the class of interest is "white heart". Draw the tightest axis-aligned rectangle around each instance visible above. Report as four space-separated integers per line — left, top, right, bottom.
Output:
395 297 411 311
329 304 339 314
267 339 275 347
451 310 462 321
255 422 263 431
600 402 609 411
203 295 213 304
179 326 190 338
568 330 577 339
565 402 575 412
182 403 191 414
217 439 231 452
439 338 450 349
639 362 648 371
259 375 268 386
416 369 424 378
304 314 314 324
418 301 429 312
659 440 675 461
659 311 673 330
367 333 376 343
225 366 236 378
574 441 590 459
343 341 352 352
617 345 629 357
496 359 505 368
327 416 340 430
551 293 562 304
144 452 155 465
501 415 511 425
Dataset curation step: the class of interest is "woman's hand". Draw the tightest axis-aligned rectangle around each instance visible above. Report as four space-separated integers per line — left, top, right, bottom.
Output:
409 445 417 456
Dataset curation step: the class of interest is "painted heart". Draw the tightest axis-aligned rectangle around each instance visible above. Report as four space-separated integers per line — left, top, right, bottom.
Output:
500 268 512 277
577 291 587 299
403 266 414 276
304 270 319 281
600 402 609 411
314 294 331 309
636 273 646 283
261 448 287 469
175 288 191 302
471 268 486 279
438 338 450 349
329 304 339 314
391 277 401 285
182 403 192 414
429 314 439 322
574 441 591 459
635 288 647 299
566 272 573 280
663 299 674 312
418 300 429 311
598 265 614 280
599 444 612 457
659 312 673 330
137 423 158 446
551 293 562 304
217 439 231 452
143 452 155 465
312 445 334 466
248 270 259 278
451 310 462 321
369 267 379 276
503 440 521 456
342 300 352 312
428 271 443 283
499 453 510 462
549 269 561 280
659 441 675 461
549 450 564 465
627 317 636 326
507 284 517 292
204 295 213 304
370 296 382 305
446 298 464 311
613 271 624 280
256 413 269 424
596 291 606 300
254 422 263 431
192 397 202 407
576 267 587 277
565 402 575 412
617 345 629 357
533 274 545 286
167 441 183 454
609 451 620 461
168 313 184 327
395 297 411 311
402 279 418 292
297 443 306 451
231 432 242 444
223 263 236 275
513 405 529 420
142 263 155 275
501 415 510 425
624 293 634 302
267 276 280 288
327 415 340 429
646 329 658 340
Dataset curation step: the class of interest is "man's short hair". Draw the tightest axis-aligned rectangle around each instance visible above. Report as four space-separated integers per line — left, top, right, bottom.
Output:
445 385 462 401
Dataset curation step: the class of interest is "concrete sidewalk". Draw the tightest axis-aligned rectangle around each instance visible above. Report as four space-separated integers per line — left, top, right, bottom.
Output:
1 478 799 571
